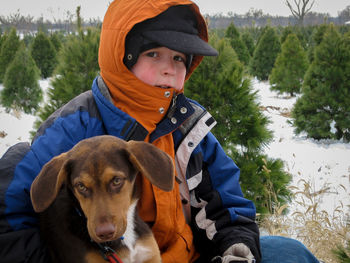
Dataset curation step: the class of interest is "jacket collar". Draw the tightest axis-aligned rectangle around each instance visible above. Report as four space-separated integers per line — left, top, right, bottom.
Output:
92 77 148 141
92 76 194 143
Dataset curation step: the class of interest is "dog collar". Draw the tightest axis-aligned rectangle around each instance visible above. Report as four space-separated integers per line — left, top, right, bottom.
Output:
96 242 124 263
74 205 125 263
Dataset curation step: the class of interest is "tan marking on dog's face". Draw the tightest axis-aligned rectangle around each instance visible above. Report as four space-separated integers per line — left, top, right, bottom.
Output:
71 156 135 242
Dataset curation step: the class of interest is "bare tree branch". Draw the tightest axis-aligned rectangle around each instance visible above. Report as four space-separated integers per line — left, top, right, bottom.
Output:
285 0 315 25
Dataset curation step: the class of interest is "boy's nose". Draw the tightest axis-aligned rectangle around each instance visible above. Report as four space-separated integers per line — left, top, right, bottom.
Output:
161 58 176 75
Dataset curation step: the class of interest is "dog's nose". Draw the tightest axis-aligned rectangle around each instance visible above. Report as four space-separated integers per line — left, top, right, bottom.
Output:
96 223 116 240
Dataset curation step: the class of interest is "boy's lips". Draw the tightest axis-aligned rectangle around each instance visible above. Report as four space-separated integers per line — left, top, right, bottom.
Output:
156 85 172 89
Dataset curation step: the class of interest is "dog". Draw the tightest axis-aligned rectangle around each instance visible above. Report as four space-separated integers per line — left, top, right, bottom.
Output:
30 135 175 263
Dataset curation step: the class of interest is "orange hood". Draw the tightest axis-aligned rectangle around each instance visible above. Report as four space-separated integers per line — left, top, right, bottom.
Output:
98 0 209 134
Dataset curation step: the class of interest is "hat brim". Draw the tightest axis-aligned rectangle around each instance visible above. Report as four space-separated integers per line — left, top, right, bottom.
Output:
142 30 218 56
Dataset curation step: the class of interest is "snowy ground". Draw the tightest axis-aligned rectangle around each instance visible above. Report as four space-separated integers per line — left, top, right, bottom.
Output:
252 79 350 217
0 79 349 218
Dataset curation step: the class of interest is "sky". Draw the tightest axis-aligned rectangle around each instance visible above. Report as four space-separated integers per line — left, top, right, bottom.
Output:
1 0 349 21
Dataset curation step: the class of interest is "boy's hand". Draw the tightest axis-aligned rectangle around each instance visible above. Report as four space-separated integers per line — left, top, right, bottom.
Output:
211 243 255 263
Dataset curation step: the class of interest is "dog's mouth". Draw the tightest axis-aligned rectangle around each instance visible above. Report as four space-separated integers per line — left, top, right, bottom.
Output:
93 235 123 244
92 232 123 243
93 236 116 243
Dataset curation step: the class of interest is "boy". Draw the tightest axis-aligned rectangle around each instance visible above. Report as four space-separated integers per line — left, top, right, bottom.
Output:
0 0 320 262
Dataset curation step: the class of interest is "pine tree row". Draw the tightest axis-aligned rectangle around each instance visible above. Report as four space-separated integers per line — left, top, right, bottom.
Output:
0 28 60 113
224 22 350 142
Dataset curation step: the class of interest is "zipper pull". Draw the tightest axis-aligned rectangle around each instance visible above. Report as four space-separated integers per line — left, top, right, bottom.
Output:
167 94 177 118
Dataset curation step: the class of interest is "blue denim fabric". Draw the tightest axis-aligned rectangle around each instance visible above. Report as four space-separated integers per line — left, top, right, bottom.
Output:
261 236 320 263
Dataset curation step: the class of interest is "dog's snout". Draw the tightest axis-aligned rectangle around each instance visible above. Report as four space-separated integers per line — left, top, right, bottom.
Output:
96 223 116 240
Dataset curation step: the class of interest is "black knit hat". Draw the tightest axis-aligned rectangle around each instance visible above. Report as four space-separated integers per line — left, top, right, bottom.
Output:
124 5 218 70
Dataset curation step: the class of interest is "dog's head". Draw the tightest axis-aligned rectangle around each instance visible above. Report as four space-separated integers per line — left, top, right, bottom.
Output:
30 135 175 243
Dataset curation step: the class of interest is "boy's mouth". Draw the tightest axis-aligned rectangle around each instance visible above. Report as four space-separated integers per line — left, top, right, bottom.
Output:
156 85 172 89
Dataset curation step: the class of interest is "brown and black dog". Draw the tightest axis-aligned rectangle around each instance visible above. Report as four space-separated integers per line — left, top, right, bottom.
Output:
30 135 175 263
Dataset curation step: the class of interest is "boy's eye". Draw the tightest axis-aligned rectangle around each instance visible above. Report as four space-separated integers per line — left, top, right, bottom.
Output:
145 51 158 58
174 55 186 63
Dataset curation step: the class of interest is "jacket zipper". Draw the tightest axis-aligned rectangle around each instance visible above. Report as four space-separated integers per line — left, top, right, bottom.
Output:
167 93 178 119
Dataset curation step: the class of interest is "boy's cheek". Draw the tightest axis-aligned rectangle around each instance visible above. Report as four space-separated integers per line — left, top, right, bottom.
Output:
131 66 157 86
175 71 186 91
174 78 185 92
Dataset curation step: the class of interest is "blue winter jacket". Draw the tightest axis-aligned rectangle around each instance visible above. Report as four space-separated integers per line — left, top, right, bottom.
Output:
0 76 261 262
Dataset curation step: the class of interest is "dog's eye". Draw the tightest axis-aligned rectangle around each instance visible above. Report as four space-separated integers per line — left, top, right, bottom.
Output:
110 176 124 191
76 182 88 193
112 177 123 187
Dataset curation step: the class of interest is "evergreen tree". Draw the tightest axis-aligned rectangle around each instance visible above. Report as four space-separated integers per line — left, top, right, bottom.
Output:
335 31 350 141
76 6 82 32
0 28 20 83
225 23 250 66
270 33 308 96
0 33 8 54
333 240 350 263
49 32 63 52
22 34 35 48
241 31 255 57
0 43 42 114
234 151 291 215
308 24 328 63
0 33 4 50
34 28 100 129
186 36 291 213
280 26 294 44
31 31 57 78
294 26 313 50
251 24 267 46
249 26 281 81
292 26 350 141
281 26 312 50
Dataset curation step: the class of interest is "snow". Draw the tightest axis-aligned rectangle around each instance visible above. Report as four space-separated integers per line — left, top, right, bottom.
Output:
252 79 350 217
0 78 349 217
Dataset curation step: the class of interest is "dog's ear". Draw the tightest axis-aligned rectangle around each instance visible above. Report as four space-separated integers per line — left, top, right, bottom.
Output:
127 141 175 192
30 152 69 212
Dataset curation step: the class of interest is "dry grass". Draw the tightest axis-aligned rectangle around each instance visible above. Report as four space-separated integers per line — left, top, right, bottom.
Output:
259 105 292 117
0 131 7 138
258 179 350 263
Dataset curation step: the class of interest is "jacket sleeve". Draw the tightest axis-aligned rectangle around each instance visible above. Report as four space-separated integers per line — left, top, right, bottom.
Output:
190 132 261 262
0 228 50 263
0 92 104 262
0 143 50 263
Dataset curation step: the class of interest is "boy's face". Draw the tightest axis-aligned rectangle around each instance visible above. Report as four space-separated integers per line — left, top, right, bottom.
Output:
131 47 187 92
